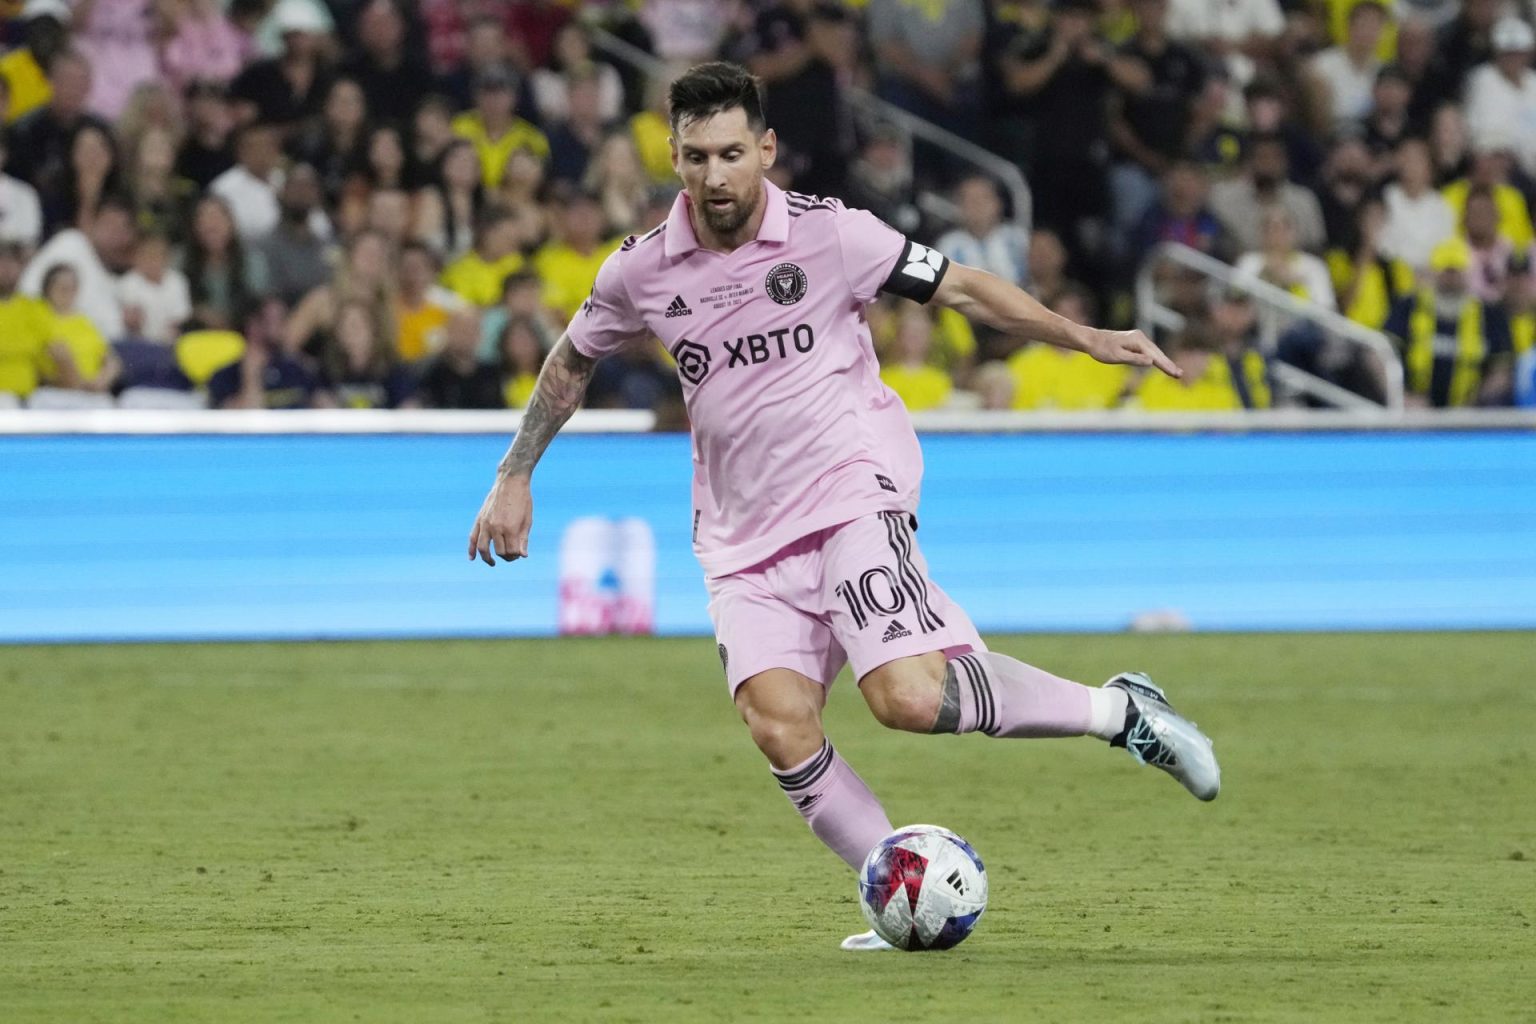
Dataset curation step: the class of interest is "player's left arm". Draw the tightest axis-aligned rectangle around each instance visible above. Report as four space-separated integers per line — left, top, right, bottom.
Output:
931 262 1181 377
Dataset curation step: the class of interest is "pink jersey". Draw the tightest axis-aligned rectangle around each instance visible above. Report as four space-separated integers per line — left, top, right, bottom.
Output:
567 181 952 577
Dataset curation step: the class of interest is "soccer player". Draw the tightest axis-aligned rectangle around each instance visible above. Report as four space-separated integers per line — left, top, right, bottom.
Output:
468 63 1221 950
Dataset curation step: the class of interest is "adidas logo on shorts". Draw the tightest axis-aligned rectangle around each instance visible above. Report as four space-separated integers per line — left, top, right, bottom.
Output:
665 294 692 318
882 620 913 643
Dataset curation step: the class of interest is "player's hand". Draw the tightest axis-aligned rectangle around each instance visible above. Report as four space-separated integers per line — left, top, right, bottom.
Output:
1085 328 1182 378
468 474 533 566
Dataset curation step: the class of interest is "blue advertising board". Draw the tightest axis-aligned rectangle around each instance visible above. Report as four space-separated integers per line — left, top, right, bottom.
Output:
2 431 1533 643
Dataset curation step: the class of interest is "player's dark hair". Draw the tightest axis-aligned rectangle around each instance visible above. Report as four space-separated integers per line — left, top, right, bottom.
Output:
668 62 765 134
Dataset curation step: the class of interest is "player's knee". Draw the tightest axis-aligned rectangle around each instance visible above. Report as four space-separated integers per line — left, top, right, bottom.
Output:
734 675 824 768
861 657 946 733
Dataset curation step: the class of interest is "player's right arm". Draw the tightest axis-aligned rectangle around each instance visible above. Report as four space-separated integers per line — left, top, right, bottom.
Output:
468 334 597 565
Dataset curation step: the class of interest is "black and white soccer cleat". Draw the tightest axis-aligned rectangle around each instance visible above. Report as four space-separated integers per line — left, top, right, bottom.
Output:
1105 672 1221 801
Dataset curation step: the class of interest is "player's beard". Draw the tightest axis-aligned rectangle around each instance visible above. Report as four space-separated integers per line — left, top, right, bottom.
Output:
698 186 759 236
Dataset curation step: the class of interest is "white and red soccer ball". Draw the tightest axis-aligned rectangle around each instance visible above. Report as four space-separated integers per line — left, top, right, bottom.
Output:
858 825 988 951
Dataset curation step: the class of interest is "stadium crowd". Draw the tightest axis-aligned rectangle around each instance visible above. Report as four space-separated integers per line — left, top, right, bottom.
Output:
0 0 1534 414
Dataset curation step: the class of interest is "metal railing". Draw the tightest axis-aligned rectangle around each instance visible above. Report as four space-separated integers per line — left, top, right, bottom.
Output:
588 28 1032 232
1135 242 1406 411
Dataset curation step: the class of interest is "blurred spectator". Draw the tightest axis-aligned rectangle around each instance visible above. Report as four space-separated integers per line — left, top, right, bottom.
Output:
417 305 502 408
1442 142 1534 249
362 187 411 249
1422 0 1501 107
497 312 547 408
867 0 984 144
0 0 70 125
1305 0 1390 131
969 359 1016 410
411 94 457 174
20 193 133 336
228 1 333 128
207 296 321 409
209 121 288 241
628 69 677 185
1209 132 1327 253
879 303 953 412
174 80 236 190
315 299 415 408
1362 65 1414 170
842 123 921 238
339 0 436 128
345 123 412 216
75 0 158 121
0 240 49 400
1241 76 1323 189
584 134 651 238
293 77 368 206
1461 187 1514 303
546 66 614 185
737 0 853 196
6 51 110 187
182 194 266 331
38 262 119 394
452 66 549 191
1384 236 1513 407
638 0 732 64
125 125 197 245
1006 284 1129 410
1380 137 1455 271
479 267 556 360
441 204 524 308
1465 18 1536 180
531 22 625 126
1395 16 1441 130
258 163 333 308
1026 226 1071 304
936 175 1028 288
1165 0 1283 88
1206 287 1272 409
1107 0 1207 254
38 121 120 237
1427 102 1471 186
284 228 393 354
1130 160 1227 268
1315 134 1375 249
1130 320 1245 410
0 126 43 249
440 13 527 111
115 230 191 344
161 0 251 92
533 189 620 325
1235 206 1337 309
415 137 484 261
1332 196 1414 328
394 239 461 363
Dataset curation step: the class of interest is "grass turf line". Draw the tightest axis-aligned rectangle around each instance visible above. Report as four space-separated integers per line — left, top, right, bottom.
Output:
2 633 1532 1023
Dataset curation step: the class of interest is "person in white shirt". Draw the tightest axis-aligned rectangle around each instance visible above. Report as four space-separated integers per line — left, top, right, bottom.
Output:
1166 0 1284 86
19 196 137 338
1380 137 1455 270
115 232 192 343
935 175 1030 288
1235 206 1337 310
0 129 42 250
1306 1 1390 129
1466 17 1536 178
210 122 286 242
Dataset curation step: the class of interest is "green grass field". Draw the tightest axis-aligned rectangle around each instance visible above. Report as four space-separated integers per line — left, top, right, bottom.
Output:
3 633 1533 1023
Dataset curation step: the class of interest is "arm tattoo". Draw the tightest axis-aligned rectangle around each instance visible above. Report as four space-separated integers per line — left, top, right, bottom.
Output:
497 336 597 478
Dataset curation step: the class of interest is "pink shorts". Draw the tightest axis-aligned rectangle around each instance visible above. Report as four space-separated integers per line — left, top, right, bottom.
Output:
706 512 986 694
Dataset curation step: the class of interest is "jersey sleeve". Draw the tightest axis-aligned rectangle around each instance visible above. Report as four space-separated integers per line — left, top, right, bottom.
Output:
834 205 950 306
565 246 649 360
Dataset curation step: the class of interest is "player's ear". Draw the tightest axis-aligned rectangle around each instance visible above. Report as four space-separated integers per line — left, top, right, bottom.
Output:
668 136 679 176
760 127 777 171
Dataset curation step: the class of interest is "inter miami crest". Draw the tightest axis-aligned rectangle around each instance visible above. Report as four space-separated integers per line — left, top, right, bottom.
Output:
671 338 711 385
765 262 808 305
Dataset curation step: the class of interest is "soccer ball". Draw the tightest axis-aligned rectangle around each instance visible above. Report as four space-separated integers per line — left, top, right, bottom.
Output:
858 824 988 951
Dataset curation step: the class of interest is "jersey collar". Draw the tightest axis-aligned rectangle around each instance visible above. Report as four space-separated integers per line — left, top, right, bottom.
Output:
664 180 790 258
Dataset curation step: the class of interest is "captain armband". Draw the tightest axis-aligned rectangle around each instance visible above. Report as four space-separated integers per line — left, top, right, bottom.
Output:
878 239 951 304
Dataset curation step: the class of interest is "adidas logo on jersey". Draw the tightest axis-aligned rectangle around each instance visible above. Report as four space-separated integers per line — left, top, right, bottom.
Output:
882 620 913 643
665 295 692 318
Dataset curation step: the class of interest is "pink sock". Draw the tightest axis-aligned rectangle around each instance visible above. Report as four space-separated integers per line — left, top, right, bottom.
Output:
945 651 1102 738
772 740 894 870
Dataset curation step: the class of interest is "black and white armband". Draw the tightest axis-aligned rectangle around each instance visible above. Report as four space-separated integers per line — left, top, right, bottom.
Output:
879 239 951 304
